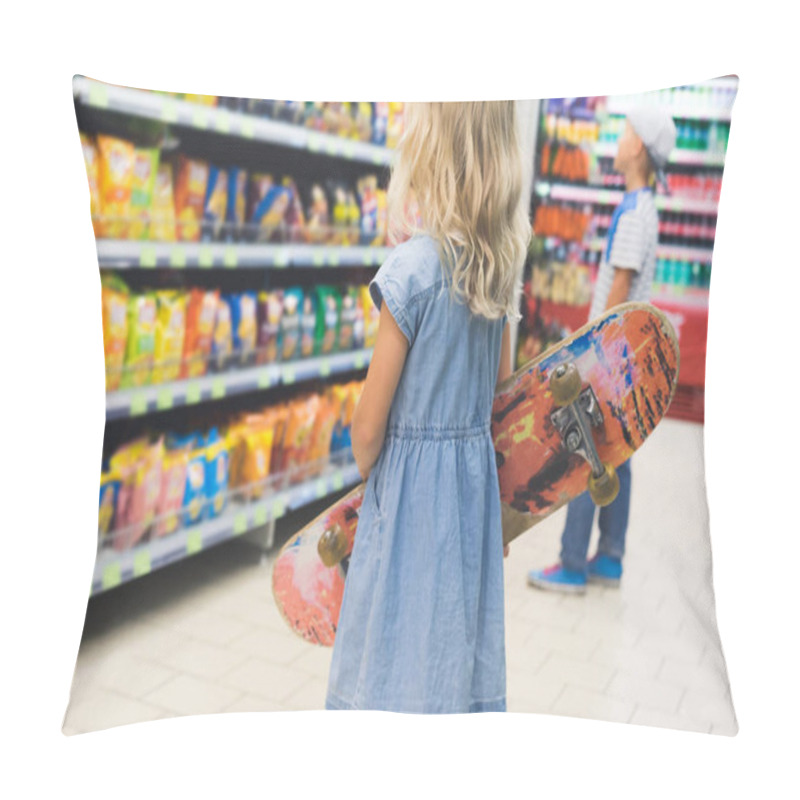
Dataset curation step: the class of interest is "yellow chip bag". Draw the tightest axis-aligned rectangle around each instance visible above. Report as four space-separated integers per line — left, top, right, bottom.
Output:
80 133 103 238
174 156 209 242
101 275 129 392
129 148 160 240
97 135 135 239
152 291 187 385
149 164 177 242
122 293 157 388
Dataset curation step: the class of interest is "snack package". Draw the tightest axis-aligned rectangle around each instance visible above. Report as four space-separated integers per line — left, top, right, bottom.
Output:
101 274 129 392
269 404 290 474
306 184 330 244
338 287 358 351
174 156 209 242
329 183 349 245
300 292 317 358
251 181 291 243
279 288 303 361
345 190 361 245
96 135 135 239
229 416 274 500
283 395 320 480
375 189 388 246
112 438 164 550
354 102 373 142
307 394 337 471
149 163 177 242
152 291 187 385
204 428 229 518
352 288 365 350
184 93 217 107
98 469 120 540
226 291 258 366
226 167 248 242
358 176 378 246
122 293 157 388
182 289 219 378
387 102 405 149
256 290 283 365
314 286 340 355
80 133 103 238
154 448 189 537
129 148 160 240
211 296 233 371
282 177 307 242
361 285 380 349
247 173 274 236
202 165 228 242
372 102 389 146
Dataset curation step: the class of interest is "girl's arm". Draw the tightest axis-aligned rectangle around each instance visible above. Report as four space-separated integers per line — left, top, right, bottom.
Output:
496 322 512 388
351 303 409 481
605 267 635 310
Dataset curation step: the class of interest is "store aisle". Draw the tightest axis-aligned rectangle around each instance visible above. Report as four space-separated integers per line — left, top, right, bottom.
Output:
63 418 736 736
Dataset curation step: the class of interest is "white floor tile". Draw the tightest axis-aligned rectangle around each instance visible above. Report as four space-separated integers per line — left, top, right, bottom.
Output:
142 673 242 716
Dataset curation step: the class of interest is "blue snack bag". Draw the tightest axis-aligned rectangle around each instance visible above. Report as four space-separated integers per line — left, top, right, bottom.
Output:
204 428 229 519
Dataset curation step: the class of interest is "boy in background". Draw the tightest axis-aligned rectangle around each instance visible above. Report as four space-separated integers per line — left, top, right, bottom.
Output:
528 106 677 594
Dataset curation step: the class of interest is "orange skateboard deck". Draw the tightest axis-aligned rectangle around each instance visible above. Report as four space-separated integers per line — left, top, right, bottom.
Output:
272 302 679 645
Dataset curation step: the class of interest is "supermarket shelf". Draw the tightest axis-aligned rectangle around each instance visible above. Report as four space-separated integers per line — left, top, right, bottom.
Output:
96 239 392 269
605 99 733 122
593 141 726 167
106 348 373 420
581 238 714 264
73 76 392 167
91 460 362 596
651 287 711 311
535 181 720 215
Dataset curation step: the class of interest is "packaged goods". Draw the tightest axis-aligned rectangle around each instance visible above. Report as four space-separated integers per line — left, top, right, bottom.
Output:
97 135 136 239
174 156 209 242
129 148 160 240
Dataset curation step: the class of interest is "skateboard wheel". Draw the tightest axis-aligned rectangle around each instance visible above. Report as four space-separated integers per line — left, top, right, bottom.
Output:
318 525 348 567
550 363 582 407
588 463 620 506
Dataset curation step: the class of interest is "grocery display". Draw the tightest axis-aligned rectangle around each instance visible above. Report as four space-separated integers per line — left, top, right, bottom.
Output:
517 77 737 423
74 76 402 595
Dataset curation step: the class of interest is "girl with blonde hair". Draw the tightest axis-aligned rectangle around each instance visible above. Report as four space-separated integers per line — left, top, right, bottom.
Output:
326 101 532 714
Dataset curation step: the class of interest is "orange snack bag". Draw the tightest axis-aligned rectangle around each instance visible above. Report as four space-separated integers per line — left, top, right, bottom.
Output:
97 135 135 239
174 156 209 242
101 275 129 392
182 289 219 379
155 448 189 537
283 395 320 480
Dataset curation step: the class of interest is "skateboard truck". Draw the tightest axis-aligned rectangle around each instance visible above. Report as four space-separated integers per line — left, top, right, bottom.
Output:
548 363 620 506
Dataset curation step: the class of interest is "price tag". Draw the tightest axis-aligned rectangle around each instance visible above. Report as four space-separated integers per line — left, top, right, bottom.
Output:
191 109 208 129
332 473 345 492
329 251 340 267
257 370 272 389
672 199 684 213
325 138 339 156
216 112 231 134
161 102 178 124
170 248 187 268
271 497 286 519
140 246 157 268
343 141 356 160
372 150 385 166
133 550 151 577
254 505 268 526
156 388 173 410
130 394 148 416
362 250 374 266
241 117 255 139
275 249 290 268
283 365 296 384
316 479 327 499
185 382 201 405
211 378 226 399
319 359 331 377
88 82 109 108
313 250 325 267
198 247 213 268
354 353 366 370
102 563 121 590
186 530 202 555
233 512 248 535
308 134 322 152
223 248 237 269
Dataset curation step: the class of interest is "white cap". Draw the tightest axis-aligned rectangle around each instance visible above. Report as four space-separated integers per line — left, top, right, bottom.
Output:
626 106 677 192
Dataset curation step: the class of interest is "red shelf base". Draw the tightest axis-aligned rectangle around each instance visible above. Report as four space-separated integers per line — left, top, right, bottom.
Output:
666 384 704 424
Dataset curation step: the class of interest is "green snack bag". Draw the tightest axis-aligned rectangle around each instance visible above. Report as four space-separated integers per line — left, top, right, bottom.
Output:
300 292 317 358
339 287 359 351
314 286 340 356
122 293 157 388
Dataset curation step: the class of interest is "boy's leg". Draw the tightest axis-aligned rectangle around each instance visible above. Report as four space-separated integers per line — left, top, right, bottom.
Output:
558 490 596 574
595 458 632 560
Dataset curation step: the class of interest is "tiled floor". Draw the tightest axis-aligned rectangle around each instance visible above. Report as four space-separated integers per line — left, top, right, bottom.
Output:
63 418 738 736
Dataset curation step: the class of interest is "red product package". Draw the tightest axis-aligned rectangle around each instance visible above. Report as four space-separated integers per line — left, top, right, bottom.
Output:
174 156 209 242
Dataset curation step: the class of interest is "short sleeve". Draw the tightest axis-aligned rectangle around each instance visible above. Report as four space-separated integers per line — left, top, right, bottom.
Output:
369 257 417 347
608 213 646 272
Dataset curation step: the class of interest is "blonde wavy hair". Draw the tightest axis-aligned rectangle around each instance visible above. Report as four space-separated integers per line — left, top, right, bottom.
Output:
387 101 531 321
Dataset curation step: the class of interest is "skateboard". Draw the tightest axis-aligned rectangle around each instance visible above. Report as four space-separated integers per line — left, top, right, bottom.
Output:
272 302 680 645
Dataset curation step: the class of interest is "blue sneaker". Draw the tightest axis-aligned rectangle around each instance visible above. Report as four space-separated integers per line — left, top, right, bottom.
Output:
587 553 622 587
527 563 587 594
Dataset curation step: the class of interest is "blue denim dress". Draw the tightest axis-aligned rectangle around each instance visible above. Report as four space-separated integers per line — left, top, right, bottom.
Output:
325 234 507 714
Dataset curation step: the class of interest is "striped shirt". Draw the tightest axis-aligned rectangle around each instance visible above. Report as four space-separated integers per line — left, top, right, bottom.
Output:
589 187 659 321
